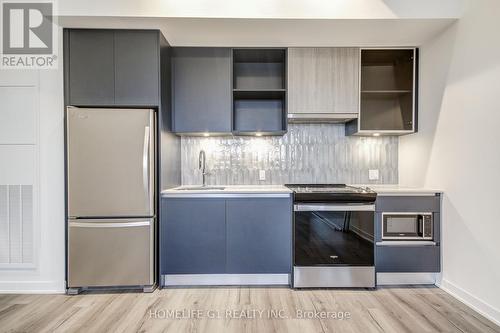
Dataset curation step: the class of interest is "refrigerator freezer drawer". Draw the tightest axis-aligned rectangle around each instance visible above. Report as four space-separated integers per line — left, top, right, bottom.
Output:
68 219 154 288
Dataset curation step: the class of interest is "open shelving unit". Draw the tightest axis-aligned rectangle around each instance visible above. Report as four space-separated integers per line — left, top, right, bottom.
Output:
347 48 417 136
232 48 287 135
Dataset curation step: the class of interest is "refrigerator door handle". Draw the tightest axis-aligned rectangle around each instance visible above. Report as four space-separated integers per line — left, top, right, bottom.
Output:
142 126 150 206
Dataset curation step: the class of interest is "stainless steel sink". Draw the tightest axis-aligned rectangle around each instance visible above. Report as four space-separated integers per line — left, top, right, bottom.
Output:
177 186 226 191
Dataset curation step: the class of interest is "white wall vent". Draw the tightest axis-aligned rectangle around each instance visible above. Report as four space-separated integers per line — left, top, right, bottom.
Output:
0 185 33 264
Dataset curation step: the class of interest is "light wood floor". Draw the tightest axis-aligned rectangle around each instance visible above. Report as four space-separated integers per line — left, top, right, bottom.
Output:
0 286 499 333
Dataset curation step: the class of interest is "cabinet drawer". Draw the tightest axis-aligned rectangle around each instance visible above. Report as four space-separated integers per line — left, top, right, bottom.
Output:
376 195 441 212
376 245 440 273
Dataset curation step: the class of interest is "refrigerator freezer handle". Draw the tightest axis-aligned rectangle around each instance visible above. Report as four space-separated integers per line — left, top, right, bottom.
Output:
69 221 151 228
143 126 150 206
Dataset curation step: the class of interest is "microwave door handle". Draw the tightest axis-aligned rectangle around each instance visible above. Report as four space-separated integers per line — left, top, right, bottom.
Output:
418 215 424 236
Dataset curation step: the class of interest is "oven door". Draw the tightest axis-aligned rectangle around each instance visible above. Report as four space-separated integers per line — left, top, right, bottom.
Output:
294 203 375 267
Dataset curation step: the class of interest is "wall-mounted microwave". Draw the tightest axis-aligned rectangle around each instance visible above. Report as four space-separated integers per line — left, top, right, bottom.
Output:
382 213 433 240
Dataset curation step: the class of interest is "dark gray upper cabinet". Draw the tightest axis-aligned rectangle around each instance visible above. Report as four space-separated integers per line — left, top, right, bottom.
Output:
172 48 232 134
226 197 292 274
161 198 226 274
67 30 115 106
114 31 159 106
65 29 161 107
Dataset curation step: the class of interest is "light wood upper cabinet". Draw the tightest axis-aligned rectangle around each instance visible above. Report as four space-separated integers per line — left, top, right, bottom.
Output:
288 48 360 114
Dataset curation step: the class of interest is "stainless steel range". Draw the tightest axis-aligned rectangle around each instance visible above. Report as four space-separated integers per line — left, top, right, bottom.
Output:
286 184 377 288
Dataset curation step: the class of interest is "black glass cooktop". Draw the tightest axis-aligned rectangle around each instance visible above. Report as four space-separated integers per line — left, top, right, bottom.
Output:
285 184 377 203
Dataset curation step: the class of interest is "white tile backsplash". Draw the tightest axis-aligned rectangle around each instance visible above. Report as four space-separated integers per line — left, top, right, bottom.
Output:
181 124 398 185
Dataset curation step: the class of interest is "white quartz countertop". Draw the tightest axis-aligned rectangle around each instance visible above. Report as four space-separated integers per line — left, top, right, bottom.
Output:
352 185 442 196
162 184 440 197
161 185 292 196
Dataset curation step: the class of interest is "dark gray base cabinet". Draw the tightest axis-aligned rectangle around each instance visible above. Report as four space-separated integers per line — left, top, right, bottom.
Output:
160 196 292 275
226 198 292 274
376 245 440 272
375 195 441 273
162 199 226 274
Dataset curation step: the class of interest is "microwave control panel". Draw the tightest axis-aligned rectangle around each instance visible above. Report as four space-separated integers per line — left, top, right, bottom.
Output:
423 214 433 239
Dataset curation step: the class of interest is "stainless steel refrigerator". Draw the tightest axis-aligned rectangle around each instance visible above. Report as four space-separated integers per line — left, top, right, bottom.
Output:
66 107 156 293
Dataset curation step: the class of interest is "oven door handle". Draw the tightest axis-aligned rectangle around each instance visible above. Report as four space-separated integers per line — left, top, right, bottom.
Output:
294 204 375 212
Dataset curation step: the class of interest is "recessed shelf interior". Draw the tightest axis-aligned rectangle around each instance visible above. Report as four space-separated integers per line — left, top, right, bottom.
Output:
233 49 286 90
233 63 284 90
232 49 287 134
360 49 414 131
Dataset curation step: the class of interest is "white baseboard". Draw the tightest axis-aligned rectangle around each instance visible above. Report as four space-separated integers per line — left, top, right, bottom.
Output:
0 280 65 294
377 272 437 285
162 274 290 286
440 279 500 326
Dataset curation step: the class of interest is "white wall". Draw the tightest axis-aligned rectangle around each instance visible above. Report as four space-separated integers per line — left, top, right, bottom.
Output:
399 0 500 324
0 29 65 293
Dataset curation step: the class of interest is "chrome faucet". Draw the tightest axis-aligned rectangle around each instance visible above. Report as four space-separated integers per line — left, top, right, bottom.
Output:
198 150 207 186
